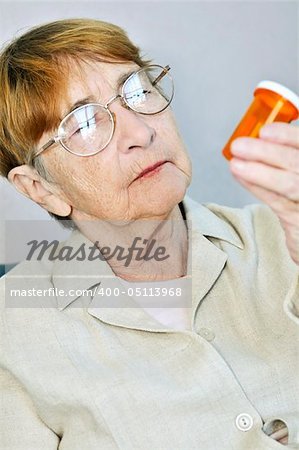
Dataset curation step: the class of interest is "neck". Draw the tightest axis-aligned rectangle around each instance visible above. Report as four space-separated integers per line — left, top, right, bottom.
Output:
75 203 188 282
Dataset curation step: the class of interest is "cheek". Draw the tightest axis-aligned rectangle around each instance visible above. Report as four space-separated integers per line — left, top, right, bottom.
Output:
46 153 126 209
156 111 186 149
157 115 191 168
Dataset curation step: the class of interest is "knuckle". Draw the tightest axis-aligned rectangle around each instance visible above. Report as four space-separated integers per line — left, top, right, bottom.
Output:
289 124 299 146
286 149 299 172
268 123 299 145
285 175 299 201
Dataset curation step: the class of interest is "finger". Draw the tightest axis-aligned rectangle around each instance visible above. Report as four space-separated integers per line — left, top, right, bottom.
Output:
230 158 299 202
269 426 288 441
230 138 299 174
259 122 299 148
232 176 299 216
278 437 288 444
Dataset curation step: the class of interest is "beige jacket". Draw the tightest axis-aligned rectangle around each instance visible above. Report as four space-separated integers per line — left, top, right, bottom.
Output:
1 195 299 450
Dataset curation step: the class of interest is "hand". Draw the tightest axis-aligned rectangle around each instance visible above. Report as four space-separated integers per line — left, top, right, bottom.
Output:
269 426 288 445
229 122 299 265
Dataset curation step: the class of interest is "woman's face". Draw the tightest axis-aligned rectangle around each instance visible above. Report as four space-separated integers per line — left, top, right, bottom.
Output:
38 60 192 222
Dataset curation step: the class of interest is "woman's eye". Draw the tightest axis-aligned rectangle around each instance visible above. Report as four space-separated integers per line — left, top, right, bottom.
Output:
126 89 152 100
72 124 87 136
73 117 97 135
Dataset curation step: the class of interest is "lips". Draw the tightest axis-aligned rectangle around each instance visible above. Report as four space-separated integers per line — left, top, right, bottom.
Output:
135 160 169 180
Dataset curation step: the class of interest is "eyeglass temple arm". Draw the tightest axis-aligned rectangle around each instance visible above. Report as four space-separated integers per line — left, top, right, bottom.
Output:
152 65 171 86
32 65 170 160
33 138 57 159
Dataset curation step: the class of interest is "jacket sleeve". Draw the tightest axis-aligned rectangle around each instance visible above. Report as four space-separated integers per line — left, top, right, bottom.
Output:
0 367 60 450
249 203 299 326
283 273 299 325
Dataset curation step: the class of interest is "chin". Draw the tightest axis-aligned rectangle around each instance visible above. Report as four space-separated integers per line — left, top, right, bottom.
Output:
134 176 189 219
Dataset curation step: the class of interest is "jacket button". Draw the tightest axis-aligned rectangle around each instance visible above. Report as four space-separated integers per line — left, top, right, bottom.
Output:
198 327 215 341
235 413 254 431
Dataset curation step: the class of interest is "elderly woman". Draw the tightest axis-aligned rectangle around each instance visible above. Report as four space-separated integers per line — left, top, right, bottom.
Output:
0 18 298 450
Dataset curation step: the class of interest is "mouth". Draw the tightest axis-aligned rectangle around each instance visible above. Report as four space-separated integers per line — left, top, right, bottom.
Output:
134 160 170 181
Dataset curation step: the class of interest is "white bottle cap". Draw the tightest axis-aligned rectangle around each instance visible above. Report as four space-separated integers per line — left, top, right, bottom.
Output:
255 81 299 111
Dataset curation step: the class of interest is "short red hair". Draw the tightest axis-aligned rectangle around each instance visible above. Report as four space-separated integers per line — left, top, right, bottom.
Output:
0 18 150 176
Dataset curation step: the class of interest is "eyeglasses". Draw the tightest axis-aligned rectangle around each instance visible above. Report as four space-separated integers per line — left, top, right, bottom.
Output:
33 64 174 159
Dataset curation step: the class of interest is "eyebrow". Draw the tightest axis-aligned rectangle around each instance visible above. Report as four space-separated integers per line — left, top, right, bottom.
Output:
64 68 137 116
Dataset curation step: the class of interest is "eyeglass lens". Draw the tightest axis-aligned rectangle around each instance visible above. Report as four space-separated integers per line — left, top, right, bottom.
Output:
59 66 173 156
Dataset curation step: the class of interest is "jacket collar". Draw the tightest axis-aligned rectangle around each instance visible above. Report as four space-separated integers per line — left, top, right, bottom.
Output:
53 195 244 330
181 196 243 249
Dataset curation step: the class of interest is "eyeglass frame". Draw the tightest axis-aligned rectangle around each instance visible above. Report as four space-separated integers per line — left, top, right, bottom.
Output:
33 64 173 159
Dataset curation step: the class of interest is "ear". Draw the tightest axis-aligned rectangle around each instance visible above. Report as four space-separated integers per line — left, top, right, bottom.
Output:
8 165 72 217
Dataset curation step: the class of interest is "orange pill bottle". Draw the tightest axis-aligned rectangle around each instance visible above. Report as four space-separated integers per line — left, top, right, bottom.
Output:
222 81 299 160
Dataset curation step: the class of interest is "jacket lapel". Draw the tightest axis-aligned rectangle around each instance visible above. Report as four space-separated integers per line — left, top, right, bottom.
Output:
53 195 243 332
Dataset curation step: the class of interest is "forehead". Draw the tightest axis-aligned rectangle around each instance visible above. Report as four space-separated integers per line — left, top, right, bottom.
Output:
61 60 140 116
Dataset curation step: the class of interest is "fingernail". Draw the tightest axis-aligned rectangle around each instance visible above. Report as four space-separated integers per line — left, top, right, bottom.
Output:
260 124 275 138
231 139 247 154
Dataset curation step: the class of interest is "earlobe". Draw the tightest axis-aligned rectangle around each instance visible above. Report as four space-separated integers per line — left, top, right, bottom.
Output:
7 164 72 217
43 195 72 216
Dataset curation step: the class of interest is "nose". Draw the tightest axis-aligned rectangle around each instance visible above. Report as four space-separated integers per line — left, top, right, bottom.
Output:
106 95 156 153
